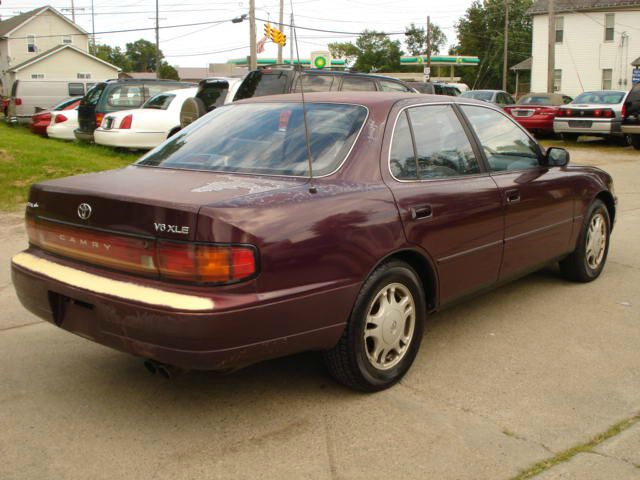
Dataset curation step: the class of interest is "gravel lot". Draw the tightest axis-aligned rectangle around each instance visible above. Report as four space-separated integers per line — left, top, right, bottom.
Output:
1 142 639 480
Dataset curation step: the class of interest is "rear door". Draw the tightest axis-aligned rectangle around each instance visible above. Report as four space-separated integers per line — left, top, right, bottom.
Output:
77 82 106 132
460 104 575 280
384 103 504 304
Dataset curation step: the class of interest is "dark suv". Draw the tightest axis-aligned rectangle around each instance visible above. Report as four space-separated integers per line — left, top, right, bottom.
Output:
75 79 193 142
622 83 640 150
180 67 416 127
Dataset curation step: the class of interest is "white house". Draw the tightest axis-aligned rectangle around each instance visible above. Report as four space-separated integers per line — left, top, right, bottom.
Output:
0 6 119 96
529 0 640 97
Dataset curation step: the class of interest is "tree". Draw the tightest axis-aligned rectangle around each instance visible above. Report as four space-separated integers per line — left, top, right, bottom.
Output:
159 63 180 80
404 23 447 56
454 0 533 90
125 39 163 72
328 30 402 73
90 44 131 71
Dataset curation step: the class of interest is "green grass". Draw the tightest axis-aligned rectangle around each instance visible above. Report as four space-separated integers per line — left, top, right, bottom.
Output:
0 122 138 211
510 412 640 480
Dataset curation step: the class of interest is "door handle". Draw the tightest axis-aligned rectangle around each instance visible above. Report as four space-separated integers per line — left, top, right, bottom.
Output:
410 205 433 220
505 189 520 204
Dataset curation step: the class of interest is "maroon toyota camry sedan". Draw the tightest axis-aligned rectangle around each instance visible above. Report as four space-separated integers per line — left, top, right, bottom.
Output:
12 92 616 391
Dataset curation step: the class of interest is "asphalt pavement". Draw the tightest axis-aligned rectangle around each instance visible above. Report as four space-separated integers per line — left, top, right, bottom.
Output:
1 142 639 479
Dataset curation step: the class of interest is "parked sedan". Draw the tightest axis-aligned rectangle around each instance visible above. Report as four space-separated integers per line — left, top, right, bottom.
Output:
621 83 640 150
554 90 629 143
47 108 79 141
29 97 80 136
504 92 573 135
94 87 197 150
12 92 616 391
460 89 515 107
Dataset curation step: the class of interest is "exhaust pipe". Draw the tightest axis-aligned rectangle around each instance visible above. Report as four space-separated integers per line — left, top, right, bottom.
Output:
143 359 184 379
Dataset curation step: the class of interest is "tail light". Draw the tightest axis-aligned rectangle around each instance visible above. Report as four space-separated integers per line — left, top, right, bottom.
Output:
15 98 22 106
622 103 626 118
556 109 564 117
34 112 52 122
54 114 68 123
119 114 133 129
95 113 104 125
594 109 601 117
26 218 257 284
603 109 613 118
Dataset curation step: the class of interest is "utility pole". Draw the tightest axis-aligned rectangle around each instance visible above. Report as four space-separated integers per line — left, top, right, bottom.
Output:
277 0 284 64
502 0 509 91
91 0 96 51
290 12 294 66
547 0 555 92
155 0 161 78
426 16 431 81
249 0 257 70
71 0 76 22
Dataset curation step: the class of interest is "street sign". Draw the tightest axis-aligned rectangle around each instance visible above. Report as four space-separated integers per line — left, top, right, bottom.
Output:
633 68 640 85
423 74 430 82
423 67 431 75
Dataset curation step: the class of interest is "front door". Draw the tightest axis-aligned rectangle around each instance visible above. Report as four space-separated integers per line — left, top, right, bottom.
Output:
384 104 504 304
460 104 574 280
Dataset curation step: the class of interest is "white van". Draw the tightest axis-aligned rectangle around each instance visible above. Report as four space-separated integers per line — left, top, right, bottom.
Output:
7 79 97 123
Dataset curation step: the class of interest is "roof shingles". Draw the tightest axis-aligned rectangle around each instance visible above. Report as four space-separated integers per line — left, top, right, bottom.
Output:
0 6 48 37
529 0 640 14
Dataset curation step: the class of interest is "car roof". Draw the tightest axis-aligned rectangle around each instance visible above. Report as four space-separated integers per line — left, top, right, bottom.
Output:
234 91 489 109
258 68 406 82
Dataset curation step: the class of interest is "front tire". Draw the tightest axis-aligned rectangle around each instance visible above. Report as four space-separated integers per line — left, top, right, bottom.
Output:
323 261 426 392
559 199 610 282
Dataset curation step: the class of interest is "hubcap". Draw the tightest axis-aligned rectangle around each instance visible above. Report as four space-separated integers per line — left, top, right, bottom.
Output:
585 212 607 270
364 283 416 370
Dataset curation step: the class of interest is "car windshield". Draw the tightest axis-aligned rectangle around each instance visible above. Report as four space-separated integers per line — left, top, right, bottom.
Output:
518 96 552 105
573 91 625 104
461 91 494 101
136 102 368 177
143 93 176 110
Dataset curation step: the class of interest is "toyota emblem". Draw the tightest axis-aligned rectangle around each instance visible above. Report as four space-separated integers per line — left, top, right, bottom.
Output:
77 203 92 220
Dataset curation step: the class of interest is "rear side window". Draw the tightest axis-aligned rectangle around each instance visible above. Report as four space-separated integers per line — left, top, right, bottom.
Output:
107 85 144 108
461 105 539 172
341 77 376 92
68 83 84 96
408 105 480 179
293 75 334 93
379 80 410 92
143 93 175 110
389 111 417 180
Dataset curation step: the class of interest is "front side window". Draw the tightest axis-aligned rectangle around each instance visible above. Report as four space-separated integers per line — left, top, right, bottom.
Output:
461 105 539 172
602 69 613 90
555 16 564 43
341 77 377 92
409 105 481 179
605 14 614 42
389 111 417 180
137 103 367 177
293 75 334 93
27 35 36 53
379 80 410 92
553 69 562 92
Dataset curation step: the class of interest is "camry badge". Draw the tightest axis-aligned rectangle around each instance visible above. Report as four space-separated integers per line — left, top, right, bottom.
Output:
77 203 92 220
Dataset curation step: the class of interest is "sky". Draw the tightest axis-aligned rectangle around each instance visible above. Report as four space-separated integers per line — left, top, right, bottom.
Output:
0 0 476 67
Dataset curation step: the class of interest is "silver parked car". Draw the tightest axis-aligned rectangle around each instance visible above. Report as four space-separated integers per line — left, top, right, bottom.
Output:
553 90 629 144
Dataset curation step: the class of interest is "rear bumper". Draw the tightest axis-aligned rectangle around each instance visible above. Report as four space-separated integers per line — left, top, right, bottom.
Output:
94 128 166 149
11 250 352 370
621 124 640 135
74 128 95 142
553 118 621 135
47 124 77 140
513 116 555 133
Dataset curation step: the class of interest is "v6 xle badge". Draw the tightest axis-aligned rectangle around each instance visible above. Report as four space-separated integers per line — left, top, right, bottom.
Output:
154 223 190 235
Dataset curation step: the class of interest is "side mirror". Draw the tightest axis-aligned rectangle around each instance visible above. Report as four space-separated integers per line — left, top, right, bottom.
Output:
545 147 570 167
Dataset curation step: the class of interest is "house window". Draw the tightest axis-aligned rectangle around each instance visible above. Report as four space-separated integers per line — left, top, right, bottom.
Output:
555 16 564 43
77 73 92 79
27 35 36 53
604 14 614 42
31 73 45 79
602 69 613 89
63 35 72 44
553 69 562 92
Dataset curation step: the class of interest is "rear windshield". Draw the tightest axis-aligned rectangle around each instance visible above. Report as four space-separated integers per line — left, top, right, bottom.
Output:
82 83 105 106
234 72 289 101
143 93 176 110
136 102 368 177
573 91 625 104
461 91 494 101
198 81 229 110
518 96 552 105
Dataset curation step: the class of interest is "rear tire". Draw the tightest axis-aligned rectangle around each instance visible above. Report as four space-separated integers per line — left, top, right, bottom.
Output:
559 199 610 282
323 261 426 392
615 134 631 147
631 134 640 150
561 133 579 142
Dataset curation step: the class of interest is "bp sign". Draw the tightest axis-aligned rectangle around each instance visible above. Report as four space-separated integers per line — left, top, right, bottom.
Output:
311 51 331 69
